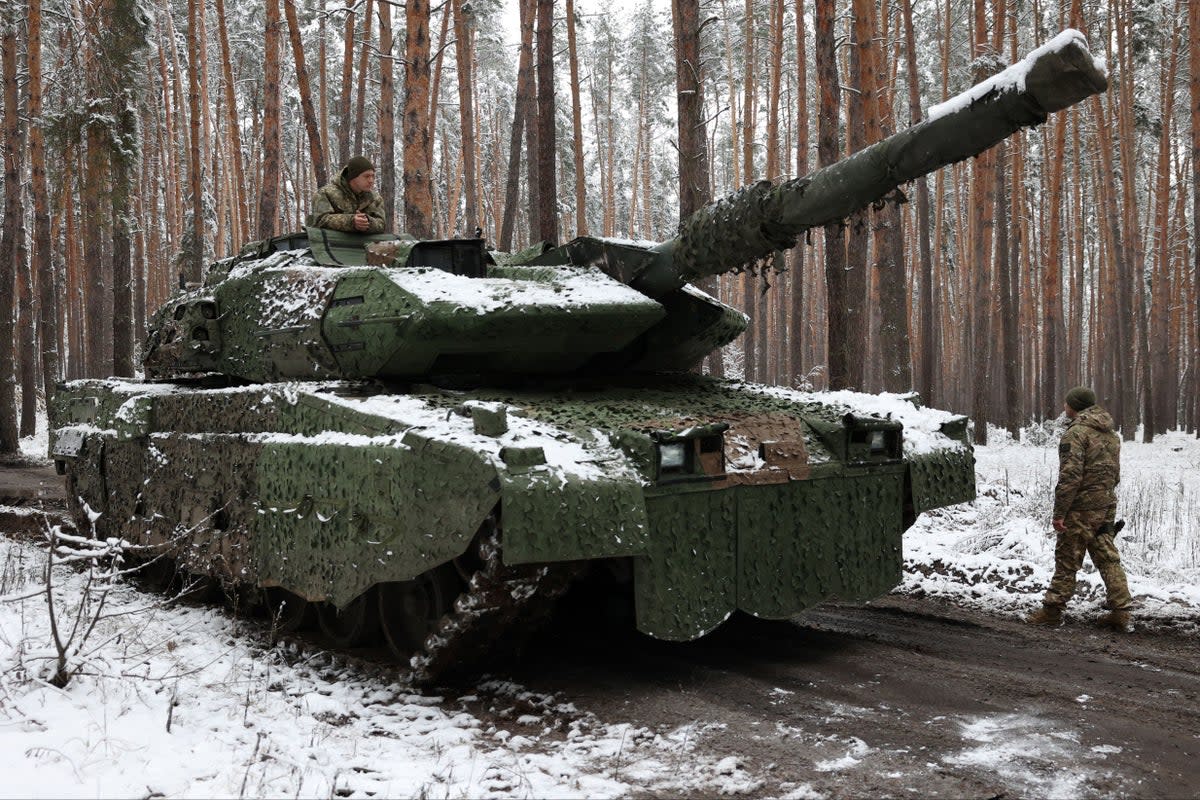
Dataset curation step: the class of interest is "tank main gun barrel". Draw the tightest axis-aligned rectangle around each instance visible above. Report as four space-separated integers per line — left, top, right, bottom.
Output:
631 30 1108 298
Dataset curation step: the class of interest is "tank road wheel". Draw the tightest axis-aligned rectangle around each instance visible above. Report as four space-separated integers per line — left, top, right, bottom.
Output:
317 589 378 648
263 587 312 635
377 566 459 661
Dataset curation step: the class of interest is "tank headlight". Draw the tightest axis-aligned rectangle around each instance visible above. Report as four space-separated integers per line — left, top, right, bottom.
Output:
659 442 688 471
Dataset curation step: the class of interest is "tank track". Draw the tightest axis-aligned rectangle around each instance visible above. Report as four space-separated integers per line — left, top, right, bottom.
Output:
411 515 582 685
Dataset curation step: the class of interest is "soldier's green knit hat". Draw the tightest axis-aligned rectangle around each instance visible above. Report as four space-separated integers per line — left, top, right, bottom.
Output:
1065 386 1096 412
343 156 374 180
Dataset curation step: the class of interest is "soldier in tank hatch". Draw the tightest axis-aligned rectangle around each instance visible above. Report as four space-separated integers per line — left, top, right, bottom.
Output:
310 156 385 234
1027 386 1133 632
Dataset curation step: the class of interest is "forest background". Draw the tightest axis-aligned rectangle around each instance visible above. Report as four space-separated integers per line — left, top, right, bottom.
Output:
0 0 1197 454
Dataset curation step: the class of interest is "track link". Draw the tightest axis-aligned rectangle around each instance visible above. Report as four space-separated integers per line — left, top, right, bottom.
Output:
411 515 581 685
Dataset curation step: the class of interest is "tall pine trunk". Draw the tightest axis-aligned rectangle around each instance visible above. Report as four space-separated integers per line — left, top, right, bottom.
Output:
741 0 758 381
534 0 557 243
499 0 536 249
338 0 355 165
258 0 283 240
566 0 586 238
377 0 395 229
842 0 871 391
789 0 808 387
453 0 478 235
402 0 434 237
215 0 249 242
353 0 373 157
901 0 934 405
1191 0 1200 435
186 0 205 282
29 0 59 402
285 0 328 188
816 0 847 390
0 17 20 452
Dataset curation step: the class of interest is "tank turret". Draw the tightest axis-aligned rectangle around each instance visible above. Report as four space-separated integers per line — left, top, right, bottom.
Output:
143 31 1106 384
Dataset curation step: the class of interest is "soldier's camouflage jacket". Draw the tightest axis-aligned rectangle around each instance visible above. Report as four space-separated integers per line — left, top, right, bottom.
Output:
310 172 386 234
1053 405 1120 518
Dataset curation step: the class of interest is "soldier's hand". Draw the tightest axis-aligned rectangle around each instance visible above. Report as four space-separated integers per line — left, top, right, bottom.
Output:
1052 516 1067 533
353 211 369 231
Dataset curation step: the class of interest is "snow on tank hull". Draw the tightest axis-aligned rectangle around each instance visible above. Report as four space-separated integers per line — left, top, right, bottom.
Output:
49 374 973 644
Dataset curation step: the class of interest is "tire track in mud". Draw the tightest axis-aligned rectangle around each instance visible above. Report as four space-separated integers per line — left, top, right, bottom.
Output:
512 596 1200 798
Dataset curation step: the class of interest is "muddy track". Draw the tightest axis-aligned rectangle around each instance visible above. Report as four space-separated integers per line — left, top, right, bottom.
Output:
510 596 1200 798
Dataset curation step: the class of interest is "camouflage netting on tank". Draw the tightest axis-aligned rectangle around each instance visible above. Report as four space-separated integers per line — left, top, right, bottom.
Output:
907 447 977 514
48 374 974 643
671 180 803 283
634 471 904 640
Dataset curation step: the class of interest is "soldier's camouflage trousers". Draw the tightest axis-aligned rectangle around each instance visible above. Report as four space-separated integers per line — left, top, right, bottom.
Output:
1043 507 1133 611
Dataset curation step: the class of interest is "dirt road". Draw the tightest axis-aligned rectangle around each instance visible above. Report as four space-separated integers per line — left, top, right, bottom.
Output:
507 597 1200 798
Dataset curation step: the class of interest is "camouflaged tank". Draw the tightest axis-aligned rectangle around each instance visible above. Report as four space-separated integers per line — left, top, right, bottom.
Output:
49 32 1107 682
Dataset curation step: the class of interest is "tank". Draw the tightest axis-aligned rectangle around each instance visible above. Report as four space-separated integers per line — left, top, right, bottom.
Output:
49 33 1106 682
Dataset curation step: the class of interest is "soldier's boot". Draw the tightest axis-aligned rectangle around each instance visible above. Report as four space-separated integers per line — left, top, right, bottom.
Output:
1097 609 1132 633
1026 605 1063 627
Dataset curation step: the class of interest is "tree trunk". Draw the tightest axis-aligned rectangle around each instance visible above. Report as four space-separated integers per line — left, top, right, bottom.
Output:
901 0 933 405
353 0 373 157
402 0 434 238
1110 2 1149 441
789 0 808 386
566 0 586 237
453 0 478 235
673 0 715 373
1091 97 1135 439
869 0 910 394
62 148 82 381
258 0 283 240
741 0 757 381
765 0 783 182
377 0 395 229
968 3 997 443
338 0 355 166
842 0 872 392
285 0 328 188
1006 88 1025 436
427 2 452 233
721 0 740 188
816 0 847 390
764 0 784 383
0 17 20 452
28 0 59 402
535 0 558 244
1147 5 1181 439
1191 0 1200 435
320 0 329 168
500 0 537 249
112 153 134 377
186 0 205 281
1041 112 1068 423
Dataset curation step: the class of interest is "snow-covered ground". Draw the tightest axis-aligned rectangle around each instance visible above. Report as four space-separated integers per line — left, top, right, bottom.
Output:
904 425 1200 628
2 420 1198 797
